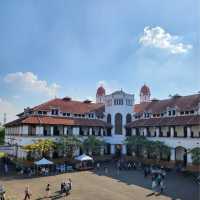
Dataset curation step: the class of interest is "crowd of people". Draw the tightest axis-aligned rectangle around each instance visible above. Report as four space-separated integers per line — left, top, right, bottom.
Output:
0 178 73 200
95 160 167 195
1 157 170 199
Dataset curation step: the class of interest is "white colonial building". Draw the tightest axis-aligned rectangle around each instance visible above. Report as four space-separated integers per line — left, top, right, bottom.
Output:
4 85 200 166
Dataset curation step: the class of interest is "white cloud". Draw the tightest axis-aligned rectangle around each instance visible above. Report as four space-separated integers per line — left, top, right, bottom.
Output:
139 26 192 54
4 72 60 97
0 98 21 123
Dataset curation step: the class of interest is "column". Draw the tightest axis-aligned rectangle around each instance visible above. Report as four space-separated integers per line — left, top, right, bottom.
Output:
187 127 191 138
122 145 127 155
111 144 115 155
143 128 147 137
75 127 80 136
89 128 92 136
132 128 136 136
36 126 41 136
22 125 28 135
170 148 175 161
50 126 54 136
100 128 104 136
187 151 192 164
40 126 44 136
64 126 68 136
170 126 174 137
156 127 160 137
100 146 104 155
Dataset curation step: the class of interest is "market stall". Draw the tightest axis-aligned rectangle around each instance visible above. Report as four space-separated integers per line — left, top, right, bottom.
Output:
75 154 94 170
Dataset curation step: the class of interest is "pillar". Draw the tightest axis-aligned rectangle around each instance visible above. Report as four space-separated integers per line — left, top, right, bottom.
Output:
64 126 68 135
36 126 43 136
73 127 79 136
101 128 104 136
100 146 104 155
50 126 54 136
156 127 159 137
111 144 115 155
143 128 147 137
132 128 136 136
170 148 175 161
40 126 44 136
122 145 127 155
187 127 191 138
89 128 92 136
170 127 174 137
187 151 192 164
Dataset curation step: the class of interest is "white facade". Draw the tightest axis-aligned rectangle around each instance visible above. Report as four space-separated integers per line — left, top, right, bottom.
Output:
4 88 200 166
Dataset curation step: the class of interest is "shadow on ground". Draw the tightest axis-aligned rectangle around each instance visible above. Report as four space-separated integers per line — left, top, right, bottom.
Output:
92 164 199 200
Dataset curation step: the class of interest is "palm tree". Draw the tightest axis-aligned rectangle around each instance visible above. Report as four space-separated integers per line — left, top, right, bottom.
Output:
146 140 170 160
124 135 148 157
56 135 82 159
190 147 200 165
83 135 105 155
23 139 56 159
124 136 170 160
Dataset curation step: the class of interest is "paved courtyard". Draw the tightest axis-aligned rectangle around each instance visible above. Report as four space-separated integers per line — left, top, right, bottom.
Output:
0 168 199 200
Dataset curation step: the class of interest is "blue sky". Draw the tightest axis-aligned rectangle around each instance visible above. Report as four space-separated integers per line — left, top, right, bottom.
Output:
0 0 199 122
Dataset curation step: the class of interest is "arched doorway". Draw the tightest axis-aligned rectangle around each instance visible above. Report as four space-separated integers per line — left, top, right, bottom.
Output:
115 144 122 158
115 113 123 134
175 146 187 166
107 114 111 124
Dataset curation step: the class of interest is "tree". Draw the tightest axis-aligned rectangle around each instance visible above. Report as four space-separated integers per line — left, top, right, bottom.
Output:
146 140 170 160
124 135 148 157
0 127 5 145
190 147 200 165
124 136 170 160
23 139 56 159
83 135 105 155
56 135 82 159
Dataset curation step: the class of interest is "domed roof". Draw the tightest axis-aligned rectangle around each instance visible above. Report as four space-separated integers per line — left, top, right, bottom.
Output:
96 86 105 96
140 84 150 95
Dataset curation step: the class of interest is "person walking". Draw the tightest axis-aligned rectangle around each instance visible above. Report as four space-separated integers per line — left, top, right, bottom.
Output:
4 164 8 174
160 179 165 193
0 185 6 200
68 179 72 191
24 185 31 200
96 162 100 170
45 184 51 198
63 182 69 197
151 179 157 194
61 181 65 193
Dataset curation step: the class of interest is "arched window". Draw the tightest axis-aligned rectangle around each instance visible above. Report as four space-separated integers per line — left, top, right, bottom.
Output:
115 113 123 134
126 113 132 123
126 113 132 136
107 114 111 124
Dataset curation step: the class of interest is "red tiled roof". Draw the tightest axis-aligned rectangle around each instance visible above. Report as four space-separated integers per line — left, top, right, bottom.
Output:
134 102 151 113
31 98 105 115
126 115 200 128
5 116 112 128
134 94 200 114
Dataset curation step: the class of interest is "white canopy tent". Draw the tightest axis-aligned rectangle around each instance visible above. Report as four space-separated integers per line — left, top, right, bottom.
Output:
34 158 53 165
75 154 93 161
